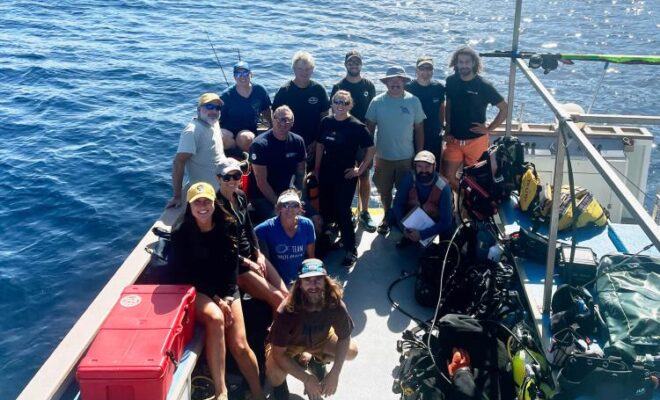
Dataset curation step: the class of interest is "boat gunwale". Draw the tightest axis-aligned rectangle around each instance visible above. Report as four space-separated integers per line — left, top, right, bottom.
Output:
17 207 184 400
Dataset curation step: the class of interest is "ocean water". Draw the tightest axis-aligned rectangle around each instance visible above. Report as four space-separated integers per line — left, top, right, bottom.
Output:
0 0 657 397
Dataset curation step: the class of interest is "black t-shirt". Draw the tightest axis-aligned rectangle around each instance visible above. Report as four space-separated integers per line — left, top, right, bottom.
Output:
171 219 239 299
330 78 376 123
445 74 504 140
405 80 445 144
272 80 330 145
318 116 373 179
248 130 306 199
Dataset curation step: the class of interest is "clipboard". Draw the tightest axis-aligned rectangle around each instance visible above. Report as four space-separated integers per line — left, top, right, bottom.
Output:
401 206 437 247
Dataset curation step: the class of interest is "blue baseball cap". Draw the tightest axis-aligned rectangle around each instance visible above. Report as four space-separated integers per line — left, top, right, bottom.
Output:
298 258 327 278
233 61 251 72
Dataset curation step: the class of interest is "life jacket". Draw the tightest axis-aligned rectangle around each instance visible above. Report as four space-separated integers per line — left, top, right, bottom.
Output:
407 174 447 220
306 173 320 212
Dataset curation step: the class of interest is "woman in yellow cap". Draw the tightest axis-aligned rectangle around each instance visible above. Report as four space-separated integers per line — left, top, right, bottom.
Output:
171 182 265 400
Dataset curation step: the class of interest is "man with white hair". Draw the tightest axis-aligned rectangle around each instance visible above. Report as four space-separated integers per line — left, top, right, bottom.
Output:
272 51 330 150
166 93 226 208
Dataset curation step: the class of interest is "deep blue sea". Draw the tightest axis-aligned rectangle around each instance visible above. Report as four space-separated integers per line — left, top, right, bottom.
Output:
0 0 658 397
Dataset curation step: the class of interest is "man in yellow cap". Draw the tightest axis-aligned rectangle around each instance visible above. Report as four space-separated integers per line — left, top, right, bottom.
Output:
167 93 227 208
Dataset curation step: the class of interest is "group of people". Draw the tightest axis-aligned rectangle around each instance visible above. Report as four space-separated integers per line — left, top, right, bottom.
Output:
165 46 507 400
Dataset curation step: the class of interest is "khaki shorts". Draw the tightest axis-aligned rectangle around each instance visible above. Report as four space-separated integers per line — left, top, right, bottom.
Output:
372 158 412 194
265 327 336 361
443 134 489 166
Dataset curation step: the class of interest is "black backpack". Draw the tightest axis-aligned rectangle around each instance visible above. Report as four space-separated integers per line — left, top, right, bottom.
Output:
459 136 525 221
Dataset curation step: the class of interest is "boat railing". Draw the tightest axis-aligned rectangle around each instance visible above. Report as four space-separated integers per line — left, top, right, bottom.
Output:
501 0 660 313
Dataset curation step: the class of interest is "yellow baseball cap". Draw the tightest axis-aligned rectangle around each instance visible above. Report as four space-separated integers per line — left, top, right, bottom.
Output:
198 92 222 106
186 182 216 203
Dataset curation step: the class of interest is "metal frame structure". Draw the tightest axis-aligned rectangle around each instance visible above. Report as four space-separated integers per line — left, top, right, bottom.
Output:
505 0 660 312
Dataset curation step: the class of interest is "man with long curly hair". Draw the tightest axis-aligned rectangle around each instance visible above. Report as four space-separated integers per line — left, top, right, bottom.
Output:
265 259 358 400
443 47 508 191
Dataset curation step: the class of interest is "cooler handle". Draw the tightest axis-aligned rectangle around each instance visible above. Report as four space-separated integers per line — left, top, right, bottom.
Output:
183 304 190 325
166 350 179 368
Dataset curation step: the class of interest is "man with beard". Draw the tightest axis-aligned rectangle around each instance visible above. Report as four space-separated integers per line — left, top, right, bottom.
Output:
390 150 453 248
265 258 358 400
330 50 378 233
366 66 426 234
443 47 508 191
405 56 446 167
166 93 226 208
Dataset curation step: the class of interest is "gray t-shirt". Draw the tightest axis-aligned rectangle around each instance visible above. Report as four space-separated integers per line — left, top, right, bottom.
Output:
177 117 226 191
365 91 426 161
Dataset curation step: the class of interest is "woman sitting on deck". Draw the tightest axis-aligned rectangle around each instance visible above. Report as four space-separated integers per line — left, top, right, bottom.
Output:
215 158 289 310
171 182 265 400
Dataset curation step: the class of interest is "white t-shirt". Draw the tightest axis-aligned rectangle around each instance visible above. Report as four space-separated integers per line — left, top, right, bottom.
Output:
177 117 226 191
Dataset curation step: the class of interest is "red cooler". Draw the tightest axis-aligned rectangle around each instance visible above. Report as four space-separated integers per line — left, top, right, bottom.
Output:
77 285 196 400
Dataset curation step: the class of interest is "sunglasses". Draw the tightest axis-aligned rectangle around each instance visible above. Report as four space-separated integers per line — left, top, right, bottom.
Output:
333 99 351 106
202 103 222 111
280 201 300 209
221 172 242 181
275 117 294 124
234 70 250 77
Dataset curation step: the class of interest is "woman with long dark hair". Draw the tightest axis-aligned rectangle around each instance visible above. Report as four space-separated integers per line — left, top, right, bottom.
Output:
215 158 288 310
171 182 264 400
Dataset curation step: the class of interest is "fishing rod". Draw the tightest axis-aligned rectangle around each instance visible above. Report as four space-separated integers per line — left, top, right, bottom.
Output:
204 31 229 86
480 50 660 74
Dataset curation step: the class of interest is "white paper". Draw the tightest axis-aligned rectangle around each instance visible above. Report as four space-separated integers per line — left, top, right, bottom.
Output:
401 206 437 247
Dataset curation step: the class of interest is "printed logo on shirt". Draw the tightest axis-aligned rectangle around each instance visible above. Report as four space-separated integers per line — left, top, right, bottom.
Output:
363 91 369 97
308 96 319 105
275 244 305 254
400 106 410 114
433 98 440 103
467 90 479 95
251 153 257 160
286 152 298 158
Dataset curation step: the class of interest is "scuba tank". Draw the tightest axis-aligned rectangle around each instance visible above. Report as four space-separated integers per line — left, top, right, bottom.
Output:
306 173 320 212
508 324 555 400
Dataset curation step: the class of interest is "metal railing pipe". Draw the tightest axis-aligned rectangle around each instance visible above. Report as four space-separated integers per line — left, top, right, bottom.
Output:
504 0 523 137
516 58 660 255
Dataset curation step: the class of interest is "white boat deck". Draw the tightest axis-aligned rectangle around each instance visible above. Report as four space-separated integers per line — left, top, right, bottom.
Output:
280 220 433 399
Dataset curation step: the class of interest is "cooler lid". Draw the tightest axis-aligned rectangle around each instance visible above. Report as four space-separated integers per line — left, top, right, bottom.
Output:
77 328 172 379
103 285 194 330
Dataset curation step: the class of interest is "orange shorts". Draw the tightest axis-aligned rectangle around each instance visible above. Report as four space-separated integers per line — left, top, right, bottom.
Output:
443 134 490 166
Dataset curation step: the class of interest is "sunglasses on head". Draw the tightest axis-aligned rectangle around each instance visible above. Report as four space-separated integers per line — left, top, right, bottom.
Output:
333 99 351 106
221 172 242 181
280 201 300 209
202 103 222 111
